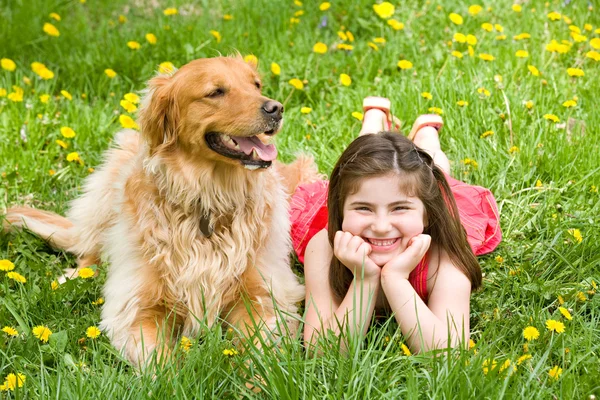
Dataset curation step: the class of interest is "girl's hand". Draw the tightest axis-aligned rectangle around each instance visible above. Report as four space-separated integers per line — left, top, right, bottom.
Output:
381 234 431 280
333 231 381 280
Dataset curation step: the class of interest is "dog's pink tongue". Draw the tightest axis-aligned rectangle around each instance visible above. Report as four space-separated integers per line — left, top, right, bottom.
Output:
234 135 278 161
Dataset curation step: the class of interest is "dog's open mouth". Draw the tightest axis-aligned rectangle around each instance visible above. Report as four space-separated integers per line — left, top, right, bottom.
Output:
205 133 277 170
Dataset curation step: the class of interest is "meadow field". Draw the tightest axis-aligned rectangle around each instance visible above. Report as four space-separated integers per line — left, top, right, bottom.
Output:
1 0 599 398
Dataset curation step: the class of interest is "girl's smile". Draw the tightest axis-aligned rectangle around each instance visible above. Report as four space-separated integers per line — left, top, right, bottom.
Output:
342 173 427 266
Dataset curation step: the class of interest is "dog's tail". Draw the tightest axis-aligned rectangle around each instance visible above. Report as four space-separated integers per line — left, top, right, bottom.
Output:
3 206 75 250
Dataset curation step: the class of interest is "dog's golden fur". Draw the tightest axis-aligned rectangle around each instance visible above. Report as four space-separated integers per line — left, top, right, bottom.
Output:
4 56 321 365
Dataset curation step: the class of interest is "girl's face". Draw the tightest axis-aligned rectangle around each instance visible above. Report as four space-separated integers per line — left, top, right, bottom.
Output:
341 173 427 267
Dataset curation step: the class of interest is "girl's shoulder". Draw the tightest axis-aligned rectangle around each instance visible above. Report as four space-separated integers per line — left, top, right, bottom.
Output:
304 229 332 274
427 244 472 297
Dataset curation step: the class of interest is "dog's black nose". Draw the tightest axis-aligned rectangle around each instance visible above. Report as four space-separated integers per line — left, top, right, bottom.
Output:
262 100 284 117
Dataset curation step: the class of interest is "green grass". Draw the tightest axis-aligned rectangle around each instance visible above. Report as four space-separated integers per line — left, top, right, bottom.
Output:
1 0 599 397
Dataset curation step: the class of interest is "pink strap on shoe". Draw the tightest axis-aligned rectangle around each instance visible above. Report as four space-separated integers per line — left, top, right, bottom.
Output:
362 97 400 131
408 114 443 141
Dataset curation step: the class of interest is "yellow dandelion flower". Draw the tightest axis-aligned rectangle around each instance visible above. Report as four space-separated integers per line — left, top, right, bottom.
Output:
522 326 540 341
482 359 497 375
270 62 281 76
453 33 466 43
469 339 476 349
368 42 379 51
243 55 258 66
55 139 68 149
478 53 495 61
512 4 522 12
300 107 312 114
43 23 60 37
499 359 513 373
397 60 413 69
313 42 327 54
387 19 404 30
514 33 531 40
32 325 52 342
66 152 80 162
373 2 395 19
0 88 6 97
7 272 26 283
428 107 443 115
339 73 351 86
7 86 24 102
590 38 600 50
145 33 157 44
92 297 104 305
421 92 432 100
319 2 331 11
477 87 490 97
548 366 562 380
400 343 411 356
0 260 15 271
35 66 54 80
1 58 16 71
456 100 468 107
496 35 507 41
4 373 26 391
120 100 137 113
288 78 304 90
468 5 483 16
51 280 59 290
78 267 94 278
209 30 222 43
337 43 354 51
118 15 127 24
61 90 72 100
571 32 587 43
568 228 582 243
517 354 532 365
352 111 363 121
558 307 572 320
104 69 117 78
337 31 348 41
547 11 561 20
222 348 238 356
546 319 565 333
163 8 178 16
86 326 101 339
466 34 477 45
509 146 519 153
451 50 463 58
373 37 386 44
562 99 576 108
535 179 543 188
524 100 534 109
543 114 559 123
449 13 463 25
124 93 140 104
481 22 493 32
179 336 192 352
60 127 76 138
223 14 233 20
515 50 529 58
567 67 584 77
49 12 61 21
527 65 540 76
586 50 600 61
127 41 141 50
158 61 175 74
494 24 504 32
2 327 18 337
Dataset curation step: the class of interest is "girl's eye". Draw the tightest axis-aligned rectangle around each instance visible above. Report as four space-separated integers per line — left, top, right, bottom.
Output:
356 207 371 211
394 206 408 211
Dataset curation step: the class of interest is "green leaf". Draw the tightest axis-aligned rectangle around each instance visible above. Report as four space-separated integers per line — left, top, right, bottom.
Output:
49 330 68 353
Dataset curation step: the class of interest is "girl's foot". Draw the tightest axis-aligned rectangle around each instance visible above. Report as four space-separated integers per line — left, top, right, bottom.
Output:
359 97 401 136
407 114 444 141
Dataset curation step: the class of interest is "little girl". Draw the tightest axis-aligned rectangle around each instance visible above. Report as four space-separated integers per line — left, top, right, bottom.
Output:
291 97 501 353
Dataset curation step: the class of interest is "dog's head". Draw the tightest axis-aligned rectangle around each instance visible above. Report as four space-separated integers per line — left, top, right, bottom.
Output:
138 56 283 170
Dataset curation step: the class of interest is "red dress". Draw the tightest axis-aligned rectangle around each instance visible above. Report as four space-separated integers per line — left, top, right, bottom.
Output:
290 174 502 302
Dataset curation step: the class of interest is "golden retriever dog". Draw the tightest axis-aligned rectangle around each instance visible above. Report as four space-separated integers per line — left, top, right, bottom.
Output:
4 56 319 365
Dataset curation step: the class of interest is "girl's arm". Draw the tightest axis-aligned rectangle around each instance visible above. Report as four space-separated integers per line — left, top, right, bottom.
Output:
303 229 380 347
381 248 471 353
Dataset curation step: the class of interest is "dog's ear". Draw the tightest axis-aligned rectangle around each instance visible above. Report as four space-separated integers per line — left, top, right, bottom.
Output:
138 75 180 154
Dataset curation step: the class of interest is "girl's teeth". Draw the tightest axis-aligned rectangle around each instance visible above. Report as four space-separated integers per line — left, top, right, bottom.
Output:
369 239 396 246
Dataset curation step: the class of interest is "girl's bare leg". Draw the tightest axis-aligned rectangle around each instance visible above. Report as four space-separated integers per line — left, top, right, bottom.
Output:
359 109 387 136
412 126 451 176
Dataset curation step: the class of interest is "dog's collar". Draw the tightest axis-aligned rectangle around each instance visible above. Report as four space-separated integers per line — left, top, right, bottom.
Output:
200 212 213 237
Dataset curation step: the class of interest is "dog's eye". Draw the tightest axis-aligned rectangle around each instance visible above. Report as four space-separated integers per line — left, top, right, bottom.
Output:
255 82 262 90
207 88 225 98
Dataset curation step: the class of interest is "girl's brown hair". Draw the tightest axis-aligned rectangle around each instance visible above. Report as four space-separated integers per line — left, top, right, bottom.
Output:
327 133 482 302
